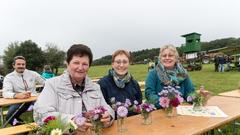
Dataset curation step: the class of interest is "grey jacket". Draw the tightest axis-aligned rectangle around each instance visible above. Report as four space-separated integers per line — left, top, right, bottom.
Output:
33 71 115 125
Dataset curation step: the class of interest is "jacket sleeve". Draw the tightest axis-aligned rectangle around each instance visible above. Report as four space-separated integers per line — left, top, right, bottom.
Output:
33 71 45 85
134 80 142 104
97 79 110 104
33 80 74 124
145 70 160 107
96 84 115 127
2 76 15 98
183 76 195 100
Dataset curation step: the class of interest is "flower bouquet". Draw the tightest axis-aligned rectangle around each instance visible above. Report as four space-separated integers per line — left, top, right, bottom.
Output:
110 97 131 133
187 86 212 111
134 102 156 125
159 85 184 117
84 106 107 135
29 116 76 135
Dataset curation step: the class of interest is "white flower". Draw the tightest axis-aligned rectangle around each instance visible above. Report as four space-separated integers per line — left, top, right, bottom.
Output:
50 128 62 135
69 119 78 130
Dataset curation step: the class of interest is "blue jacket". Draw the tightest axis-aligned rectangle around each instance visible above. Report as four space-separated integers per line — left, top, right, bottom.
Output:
98 73 142 118
145 69 195 108
41 72 55 79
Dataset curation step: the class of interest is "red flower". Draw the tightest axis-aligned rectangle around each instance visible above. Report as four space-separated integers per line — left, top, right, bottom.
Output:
170 97 180 107
43 116 56 124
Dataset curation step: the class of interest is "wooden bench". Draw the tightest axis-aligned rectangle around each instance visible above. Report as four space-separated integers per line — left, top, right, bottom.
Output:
0 122 37 135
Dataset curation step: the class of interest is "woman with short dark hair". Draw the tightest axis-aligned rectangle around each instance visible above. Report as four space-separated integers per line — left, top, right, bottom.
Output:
34 44 114 133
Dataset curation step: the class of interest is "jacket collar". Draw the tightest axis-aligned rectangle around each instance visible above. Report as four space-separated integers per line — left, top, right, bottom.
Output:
57 71 96 95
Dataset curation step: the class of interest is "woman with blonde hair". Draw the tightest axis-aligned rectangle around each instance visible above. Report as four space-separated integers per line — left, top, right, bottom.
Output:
145 44 195 108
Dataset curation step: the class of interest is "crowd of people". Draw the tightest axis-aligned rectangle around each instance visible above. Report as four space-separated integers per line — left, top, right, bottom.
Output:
214 54 240 72
2 44 196 134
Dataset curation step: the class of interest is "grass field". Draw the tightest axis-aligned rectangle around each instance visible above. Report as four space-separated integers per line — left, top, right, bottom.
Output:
88 64 240 94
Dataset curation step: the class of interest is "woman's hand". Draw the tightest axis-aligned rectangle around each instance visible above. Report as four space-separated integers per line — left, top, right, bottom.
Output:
76 120 92 132
101 112 112 127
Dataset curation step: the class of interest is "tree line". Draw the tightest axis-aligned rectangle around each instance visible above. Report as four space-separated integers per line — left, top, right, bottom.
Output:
92 37 240 65
1 40 65 75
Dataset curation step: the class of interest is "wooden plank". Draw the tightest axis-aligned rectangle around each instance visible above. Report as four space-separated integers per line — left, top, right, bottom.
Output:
218 89 240 98
0 122 37 135
0 96 38 107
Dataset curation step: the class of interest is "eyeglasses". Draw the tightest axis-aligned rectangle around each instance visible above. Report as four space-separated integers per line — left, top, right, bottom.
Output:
114 60 129 65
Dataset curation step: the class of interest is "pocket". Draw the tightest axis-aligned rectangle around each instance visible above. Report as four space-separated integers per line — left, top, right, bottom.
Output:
89 93 102 107
57 93 73 112
58 93 73 100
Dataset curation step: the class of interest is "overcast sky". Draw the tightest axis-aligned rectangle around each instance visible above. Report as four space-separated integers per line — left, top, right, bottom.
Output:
1 0 240 59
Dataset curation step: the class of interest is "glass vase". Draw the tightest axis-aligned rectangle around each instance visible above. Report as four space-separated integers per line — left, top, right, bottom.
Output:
90 122 102 135
141 112 152 125
193 102 203 111
117 116 127 133
166 107 176 117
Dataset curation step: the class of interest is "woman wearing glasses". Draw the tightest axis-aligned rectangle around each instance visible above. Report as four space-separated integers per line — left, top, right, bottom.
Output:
98 50 142 117
145 44 195 108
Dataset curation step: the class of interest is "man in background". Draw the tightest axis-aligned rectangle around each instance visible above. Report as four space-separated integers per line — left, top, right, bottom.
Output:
3 56 45 126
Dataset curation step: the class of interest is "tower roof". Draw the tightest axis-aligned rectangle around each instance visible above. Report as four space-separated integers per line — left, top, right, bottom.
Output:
181 32 201 37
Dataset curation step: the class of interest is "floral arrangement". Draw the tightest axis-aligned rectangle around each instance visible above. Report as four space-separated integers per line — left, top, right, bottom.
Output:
159 85 184 115
187 86 212 110
139 102 156 114
30 116 77 135
110 97 132 118
134 102 156 125
110 97 133 132
84 106 107 135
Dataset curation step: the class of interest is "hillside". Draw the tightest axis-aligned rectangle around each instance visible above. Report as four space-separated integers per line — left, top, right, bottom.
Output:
93 37 240 65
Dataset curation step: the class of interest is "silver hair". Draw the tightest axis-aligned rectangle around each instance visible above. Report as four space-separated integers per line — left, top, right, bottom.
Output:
159 44 179 60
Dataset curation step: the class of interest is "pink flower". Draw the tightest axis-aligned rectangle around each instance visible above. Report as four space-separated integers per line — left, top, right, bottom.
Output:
177 95 184 103
159 97 170 108
43 116 56 124
117 106 128 117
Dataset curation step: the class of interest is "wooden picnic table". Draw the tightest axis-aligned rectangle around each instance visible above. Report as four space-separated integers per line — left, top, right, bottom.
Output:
0 95 38 128
103 96 240 135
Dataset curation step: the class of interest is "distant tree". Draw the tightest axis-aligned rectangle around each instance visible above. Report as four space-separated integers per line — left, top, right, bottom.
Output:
15 40 45 72
3 42 20 74
43 43 66 75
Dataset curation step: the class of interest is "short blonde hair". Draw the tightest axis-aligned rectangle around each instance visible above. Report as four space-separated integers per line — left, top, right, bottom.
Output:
159 44 179 59
112 50 131 63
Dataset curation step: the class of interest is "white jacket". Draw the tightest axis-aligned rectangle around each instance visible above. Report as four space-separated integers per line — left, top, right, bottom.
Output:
33 71 115 125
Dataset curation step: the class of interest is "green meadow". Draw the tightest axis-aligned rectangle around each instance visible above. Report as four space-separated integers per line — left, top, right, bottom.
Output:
88 64 240 94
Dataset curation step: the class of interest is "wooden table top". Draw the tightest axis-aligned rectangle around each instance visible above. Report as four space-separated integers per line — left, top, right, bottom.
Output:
103 96 240 135
218 89 240 98
0 96 38 107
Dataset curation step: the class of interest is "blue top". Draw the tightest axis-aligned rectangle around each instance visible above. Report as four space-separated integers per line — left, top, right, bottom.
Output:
145 69 195 108
98 72 142 117
41 71 55 79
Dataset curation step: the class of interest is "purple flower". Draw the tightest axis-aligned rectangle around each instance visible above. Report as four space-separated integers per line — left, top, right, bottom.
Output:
125 99 132 107
117 106 128 117
187 96 193 102
73 114 86 126
134 100 138 105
